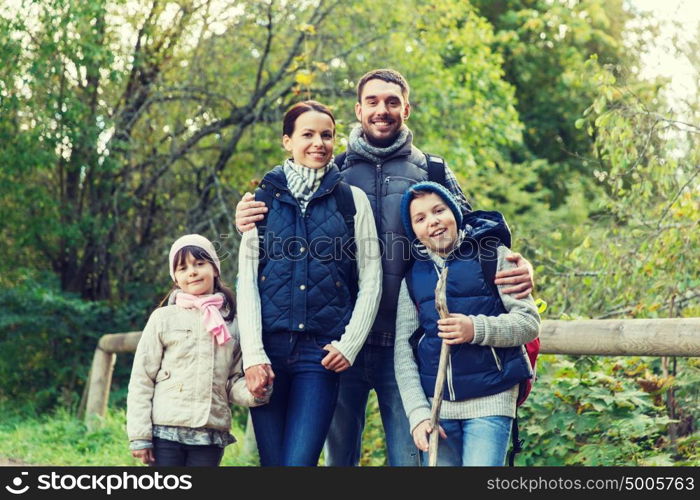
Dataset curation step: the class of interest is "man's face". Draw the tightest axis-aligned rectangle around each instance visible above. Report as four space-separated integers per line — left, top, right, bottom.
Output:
355 78 410 147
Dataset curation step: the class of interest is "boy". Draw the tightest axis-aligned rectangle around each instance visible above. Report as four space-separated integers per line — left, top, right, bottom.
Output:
394 182 540 466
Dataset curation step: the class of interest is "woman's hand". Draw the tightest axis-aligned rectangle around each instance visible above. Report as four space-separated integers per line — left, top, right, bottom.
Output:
235 192 268 233
245 363 275 399
437 313 475 344
321 344 350 372
131 448 155 465
494 252 534 299
411 420 447 452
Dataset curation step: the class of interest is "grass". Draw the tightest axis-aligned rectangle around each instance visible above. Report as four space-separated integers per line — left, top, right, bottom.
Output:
0 392 389 466
0 401 259 466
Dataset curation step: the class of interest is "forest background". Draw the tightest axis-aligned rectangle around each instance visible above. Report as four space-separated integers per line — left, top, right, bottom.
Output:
0 0 698 466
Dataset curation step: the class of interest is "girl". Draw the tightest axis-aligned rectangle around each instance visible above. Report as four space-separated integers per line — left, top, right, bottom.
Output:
395 182 540 466
237 100 382 466
127 234 266 466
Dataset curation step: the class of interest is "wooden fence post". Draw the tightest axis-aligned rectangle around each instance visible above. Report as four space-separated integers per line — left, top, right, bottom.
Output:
84 332 141 428
85 348 116 431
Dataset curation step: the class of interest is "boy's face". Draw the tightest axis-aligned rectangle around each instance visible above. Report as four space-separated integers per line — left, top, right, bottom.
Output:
409 192 458 255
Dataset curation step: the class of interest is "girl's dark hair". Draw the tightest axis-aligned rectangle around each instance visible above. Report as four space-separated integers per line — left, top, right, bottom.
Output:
282 100 336 137
159 245 237 321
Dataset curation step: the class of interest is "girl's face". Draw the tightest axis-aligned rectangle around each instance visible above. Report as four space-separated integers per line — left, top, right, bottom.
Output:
174 252 216 296
410 192 458 256
282 110 334 169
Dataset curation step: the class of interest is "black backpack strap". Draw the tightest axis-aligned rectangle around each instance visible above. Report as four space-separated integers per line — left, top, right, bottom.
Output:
333 181 358 297
333 181 356 239
334 151 348 171
425 153 447 187
254 184 274 262
479 238 501 300
508 413 523 466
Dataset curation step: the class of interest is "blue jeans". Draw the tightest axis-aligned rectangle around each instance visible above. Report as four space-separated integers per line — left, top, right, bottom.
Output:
421 416 513 466
151 437 224 466
250 332 340 466
324 344 419 466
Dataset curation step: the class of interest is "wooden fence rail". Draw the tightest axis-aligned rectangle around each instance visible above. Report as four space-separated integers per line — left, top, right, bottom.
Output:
83 318 700 426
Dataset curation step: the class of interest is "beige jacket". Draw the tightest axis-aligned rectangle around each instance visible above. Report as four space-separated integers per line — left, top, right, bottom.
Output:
126 305 263 442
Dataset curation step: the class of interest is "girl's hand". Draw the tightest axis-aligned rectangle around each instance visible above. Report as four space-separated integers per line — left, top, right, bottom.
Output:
411 420 447 452
437 313 475 344
132 448 155 465
236 192 268 233
245 364 275 399
494 252 534 299
321 345 350 373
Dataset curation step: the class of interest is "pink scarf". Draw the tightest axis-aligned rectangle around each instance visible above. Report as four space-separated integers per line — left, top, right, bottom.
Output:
175 293 232 345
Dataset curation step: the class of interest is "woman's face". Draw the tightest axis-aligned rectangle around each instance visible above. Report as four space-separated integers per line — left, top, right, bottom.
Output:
410 192 458 256
282 110 335 169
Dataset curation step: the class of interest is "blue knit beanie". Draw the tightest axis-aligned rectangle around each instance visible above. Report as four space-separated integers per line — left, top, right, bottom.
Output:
400 181 463 241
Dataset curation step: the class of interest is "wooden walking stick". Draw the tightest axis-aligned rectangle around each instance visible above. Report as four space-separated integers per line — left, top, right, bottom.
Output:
428 267 450 466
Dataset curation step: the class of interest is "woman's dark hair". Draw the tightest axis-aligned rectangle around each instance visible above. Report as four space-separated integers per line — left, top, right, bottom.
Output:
282 100 336 137
159 245 237 321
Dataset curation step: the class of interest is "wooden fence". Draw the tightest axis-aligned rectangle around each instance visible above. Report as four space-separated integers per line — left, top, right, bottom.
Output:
83 317 700 427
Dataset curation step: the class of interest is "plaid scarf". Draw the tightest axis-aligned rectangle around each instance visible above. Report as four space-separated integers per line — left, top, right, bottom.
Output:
283 158 333 214
348 124 411 164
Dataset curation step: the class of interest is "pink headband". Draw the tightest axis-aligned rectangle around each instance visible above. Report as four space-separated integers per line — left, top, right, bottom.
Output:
168 234 221 281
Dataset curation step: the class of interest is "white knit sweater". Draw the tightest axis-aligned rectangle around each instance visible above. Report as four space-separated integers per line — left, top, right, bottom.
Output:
237 181 382 369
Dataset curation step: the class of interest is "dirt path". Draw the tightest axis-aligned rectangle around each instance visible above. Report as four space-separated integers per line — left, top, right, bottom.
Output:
0 457 32 466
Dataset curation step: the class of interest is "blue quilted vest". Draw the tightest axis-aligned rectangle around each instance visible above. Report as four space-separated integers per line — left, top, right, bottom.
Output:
255 165 357 338
407 214 531 401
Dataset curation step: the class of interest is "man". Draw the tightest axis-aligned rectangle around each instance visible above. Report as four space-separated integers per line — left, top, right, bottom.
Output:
235 69 534 466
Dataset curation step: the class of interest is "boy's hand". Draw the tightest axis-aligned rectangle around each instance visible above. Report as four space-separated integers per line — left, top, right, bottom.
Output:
321 345 350 372
412 420 447 452
132 448 155 465
437 313 474 344
494 253 534 299
236 192 268 233
245 364 274 399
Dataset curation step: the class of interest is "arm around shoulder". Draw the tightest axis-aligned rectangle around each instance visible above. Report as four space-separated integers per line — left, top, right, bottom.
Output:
470 246 540 348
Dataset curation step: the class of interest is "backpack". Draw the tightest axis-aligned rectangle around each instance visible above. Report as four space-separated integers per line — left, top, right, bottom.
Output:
404 227 539 467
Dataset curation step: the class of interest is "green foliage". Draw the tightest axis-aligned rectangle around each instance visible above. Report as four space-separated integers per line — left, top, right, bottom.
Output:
516 355 699 465
0 275 155 411
359 391 388 466
0 0 698 467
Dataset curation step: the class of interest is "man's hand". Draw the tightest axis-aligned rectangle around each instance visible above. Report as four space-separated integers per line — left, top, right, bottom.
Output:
244 364 275 399
321 344 350 373
437 313 474 344
411 420 447 452
131 448 155 465
236 192 268 233
494 252 534 299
